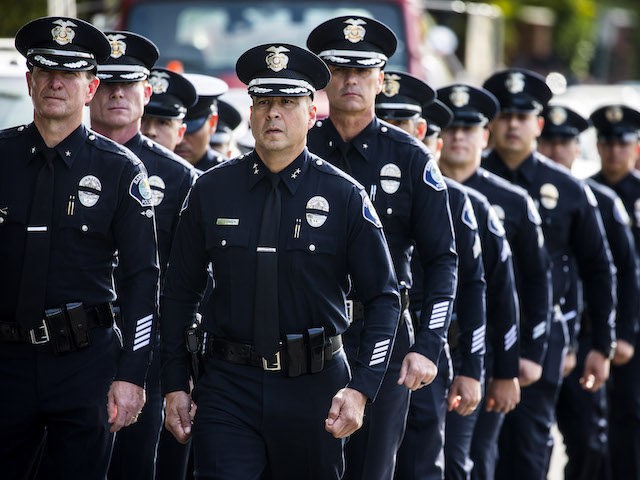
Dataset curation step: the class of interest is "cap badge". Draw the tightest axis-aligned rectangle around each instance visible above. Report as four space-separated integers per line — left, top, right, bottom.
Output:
149 70 170 94
381 74 401 97
343 18 366 43
605 106 623 124
449 86 470 108
265 46 290 72
549 107 567 125
51 19 77 46
107 34 127 59
505 72 525 94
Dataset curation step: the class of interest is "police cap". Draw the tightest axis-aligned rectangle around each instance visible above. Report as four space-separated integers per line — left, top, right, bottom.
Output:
145 68 197 120
423 99 453 138
236 43 330 98
182 73 229 134
15 16 110 73
97 31 158 82
210 99 243 145
590 105 640 143
375 71 435 120
483 68 552 114
437 84 499 127
540 105 590 140
307 16 397 69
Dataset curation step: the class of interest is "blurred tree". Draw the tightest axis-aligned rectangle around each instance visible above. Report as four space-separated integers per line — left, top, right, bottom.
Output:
0 0 47 37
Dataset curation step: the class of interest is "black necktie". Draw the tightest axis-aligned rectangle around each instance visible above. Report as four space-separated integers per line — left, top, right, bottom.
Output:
335 142 353 174
253 172 282 357
16 148 56 332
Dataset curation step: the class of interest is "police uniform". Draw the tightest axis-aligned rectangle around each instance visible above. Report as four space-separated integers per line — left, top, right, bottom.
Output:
482 69 616 480
307 18 458 480
181 73 228 171
93 32 199 480
422 99 454 140
590 105 640 480
433 85 521 480
0 17 159 479
161 43 401 479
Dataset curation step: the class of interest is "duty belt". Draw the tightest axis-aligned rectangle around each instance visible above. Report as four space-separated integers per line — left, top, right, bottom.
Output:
348 288 409 323
206 333 343 377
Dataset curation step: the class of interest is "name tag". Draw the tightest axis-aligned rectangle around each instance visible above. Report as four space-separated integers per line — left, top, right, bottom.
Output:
216 218 240 226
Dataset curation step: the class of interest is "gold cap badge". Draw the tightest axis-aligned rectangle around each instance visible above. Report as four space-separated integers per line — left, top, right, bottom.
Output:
51 19 77 46
343 18 367 43
265 46 290 72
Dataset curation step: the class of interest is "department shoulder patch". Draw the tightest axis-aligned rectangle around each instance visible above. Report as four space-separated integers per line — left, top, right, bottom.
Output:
360 190 382 228
487 206 506 237
461 197 478 230
129 172 153 207
423 160 446 191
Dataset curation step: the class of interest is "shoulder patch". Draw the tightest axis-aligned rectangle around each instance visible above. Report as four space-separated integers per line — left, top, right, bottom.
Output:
526 195 542 225
613 197 631 225
423 159 446 191
487 206 506 237
461 197 478 230
129 172 153 207
360 190 382 228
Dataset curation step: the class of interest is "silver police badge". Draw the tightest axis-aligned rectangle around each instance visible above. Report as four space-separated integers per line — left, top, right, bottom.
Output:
605 106 623 124
148 70 170 94
380 163 401 194
343 18 366 43
265 46 289 73
306 196 330 227
51 19 76 46
449 86 470 108
548 106 567 125
106 33 127 59
148 175 166 207
505 72 525 94
382 74 401 97
78 175 102 207
539 183 559 210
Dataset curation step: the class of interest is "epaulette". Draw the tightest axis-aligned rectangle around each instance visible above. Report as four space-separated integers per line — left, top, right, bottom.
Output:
0 123 31 139
86 129 142 166
308 151 365 191
139 134 195 172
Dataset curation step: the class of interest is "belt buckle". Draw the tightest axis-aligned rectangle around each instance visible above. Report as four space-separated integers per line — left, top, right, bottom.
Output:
262 351 282 371
29 320 50 344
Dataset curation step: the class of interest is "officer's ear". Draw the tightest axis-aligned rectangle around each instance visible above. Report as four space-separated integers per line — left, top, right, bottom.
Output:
25 70 32 97
415 118 427 141
177 122 187 143
207 114 219 134
85 74 100 104
535 115 545 138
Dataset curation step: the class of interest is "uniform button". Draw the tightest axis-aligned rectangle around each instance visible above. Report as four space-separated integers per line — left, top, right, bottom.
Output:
89 134 96 140
147 140 153 147
316 121 323 127
387 208 393 215
18 126 24 132
81 225 88 232
316 160 323 166
329 140 333 147
381 126 388 132
0 217 4 224
221 239 227 246
309 244 316 252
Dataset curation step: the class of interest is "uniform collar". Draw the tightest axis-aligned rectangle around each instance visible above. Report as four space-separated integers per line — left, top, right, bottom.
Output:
318 116 380 163
484 149 537 186
247 149 310 195
596 169 640 192
26 123 88 169
124 131 145 153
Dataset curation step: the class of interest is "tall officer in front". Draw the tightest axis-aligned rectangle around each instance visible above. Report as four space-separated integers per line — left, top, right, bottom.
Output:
87 30 198 480
306 16 458 480
160 43 401 479
0 16 159 479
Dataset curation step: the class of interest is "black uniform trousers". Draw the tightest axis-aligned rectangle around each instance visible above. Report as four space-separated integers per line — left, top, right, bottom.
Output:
192 350 350 479
343 311 412 480
0 328 120 480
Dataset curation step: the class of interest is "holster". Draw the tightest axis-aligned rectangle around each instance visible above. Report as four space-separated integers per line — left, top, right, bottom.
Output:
185 314 204 381
307 327 326 374
46 307 74 355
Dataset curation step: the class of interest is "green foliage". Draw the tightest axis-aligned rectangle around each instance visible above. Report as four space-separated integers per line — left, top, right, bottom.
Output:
0 0 47 38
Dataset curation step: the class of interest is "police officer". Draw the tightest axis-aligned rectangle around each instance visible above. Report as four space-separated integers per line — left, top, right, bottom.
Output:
210 98 243 159
422 99 454 155
141 68 197 151
482 69 616 480
161 42 401 479
175 73 228 171
0 16 159 479
373 71 487 480
306 17 458 480
432 83 551 480
88 30 198 480
540 104 640 480
590 104 640 479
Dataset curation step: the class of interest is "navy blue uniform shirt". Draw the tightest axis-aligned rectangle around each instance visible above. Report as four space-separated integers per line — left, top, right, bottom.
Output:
464 167 551 365
160 149 400 400
483 151 616 358
308 117 458 365
193 148 226 173
0 123 159 386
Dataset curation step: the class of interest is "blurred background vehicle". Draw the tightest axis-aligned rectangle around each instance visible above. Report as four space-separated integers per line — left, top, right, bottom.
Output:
0 38 31 129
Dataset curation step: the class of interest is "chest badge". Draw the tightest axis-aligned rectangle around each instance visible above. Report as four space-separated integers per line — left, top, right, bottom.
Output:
78 175 102 207
539 183 559 210
306 196 330 228
380 163 401 194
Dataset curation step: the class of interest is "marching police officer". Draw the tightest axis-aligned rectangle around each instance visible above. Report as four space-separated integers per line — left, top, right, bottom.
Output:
540 104 640 479
590 104 640 479
210 98 243 158
141 67 197 152
421 99 454 154
161 42 401 479
88 30 198 480
0 16 159 479
306 17 458 480
175 73 228 171
482 68 616 480
374 71 488 480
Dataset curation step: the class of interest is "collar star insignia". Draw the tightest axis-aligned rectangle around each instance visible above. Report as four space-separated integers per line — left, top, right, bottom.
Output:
31 146 36 154
363 143 368 149
291 168 301 179
252 162 259 175
65 150 71 157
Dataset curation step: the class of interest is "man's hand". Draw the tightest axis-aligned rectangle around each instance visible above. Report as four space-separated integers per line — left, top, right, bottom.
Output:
518 358 542 387
485 377 520 414
612 339 634 366
325 387 367 439
165 390 196 444
562 351 577 377
398 352 438 390
107 380 146 433
447 375 481 416
580 349 610 392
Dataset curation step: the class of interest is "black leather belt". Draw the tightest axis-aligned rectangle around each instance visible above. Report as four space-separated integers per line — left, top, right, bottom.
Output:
206 335 343 374
0 302 114 345
349 288 409 323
